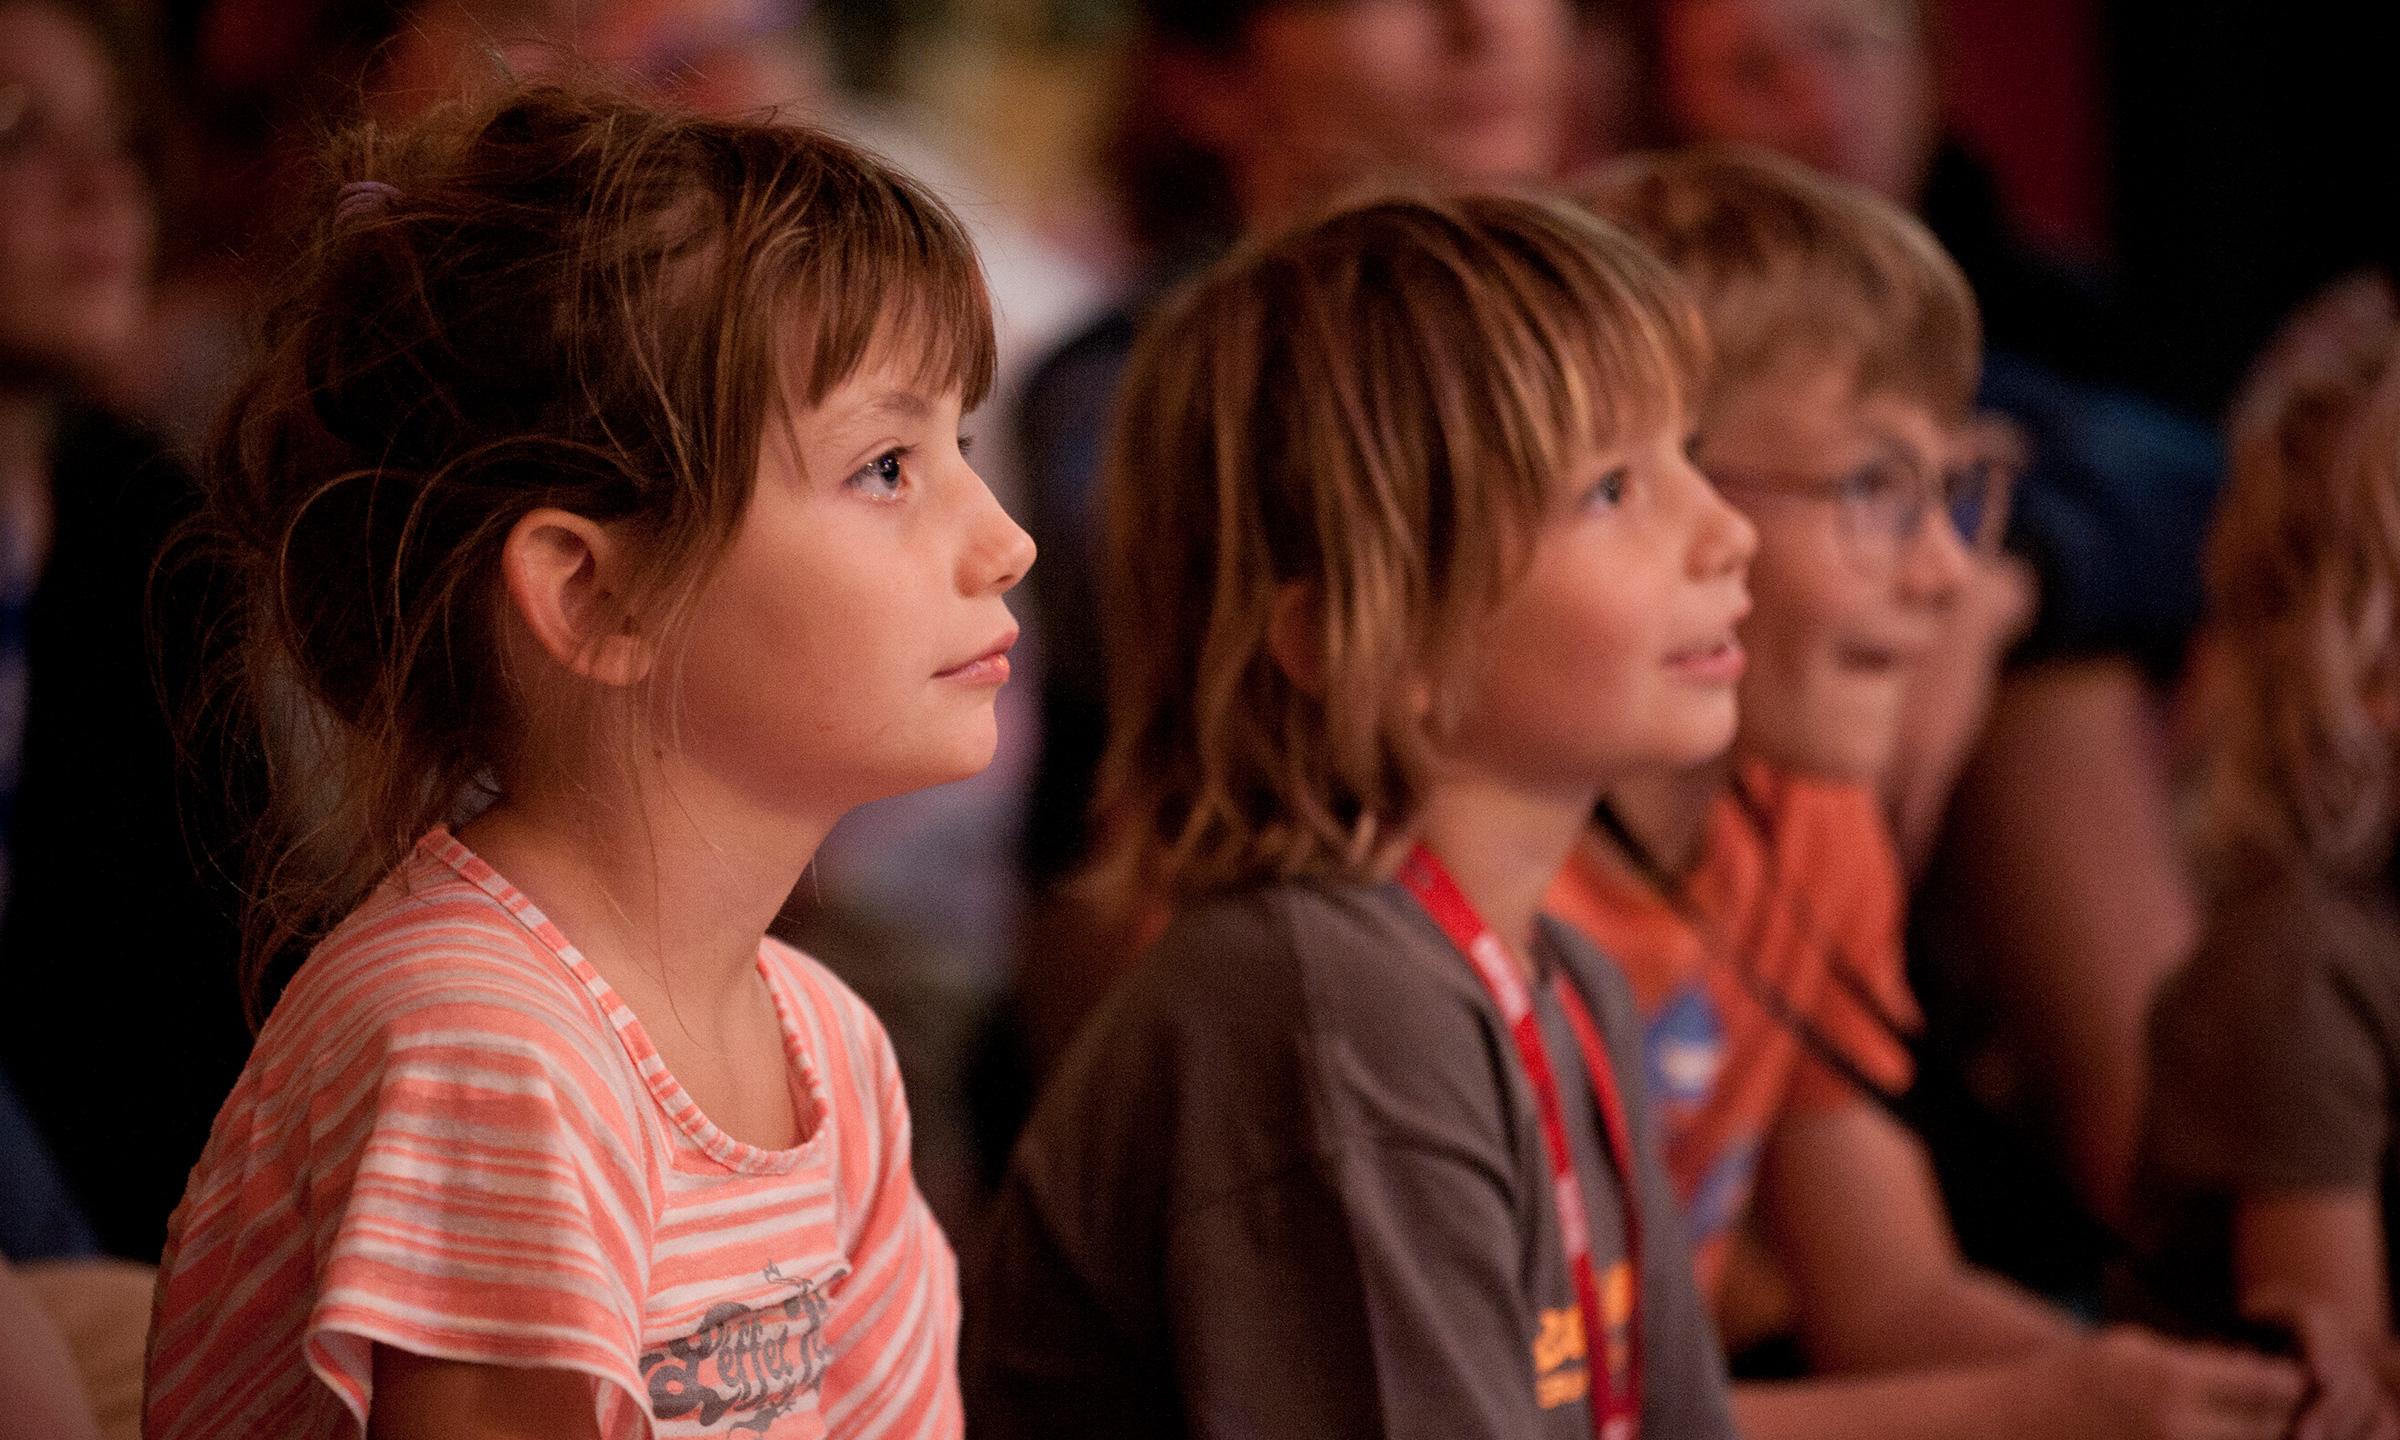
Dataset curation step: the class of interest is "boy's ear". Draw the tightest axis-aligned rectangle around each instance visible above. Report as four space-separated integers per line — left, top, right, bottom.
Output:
1266 581 1327 696
498 508 654 688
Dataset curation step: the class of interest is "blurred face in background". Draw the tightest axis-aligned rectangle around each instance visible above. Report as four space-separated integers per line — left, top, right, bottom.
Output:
1183 0 1576 224
0 1 152 384
1660 0 1939 206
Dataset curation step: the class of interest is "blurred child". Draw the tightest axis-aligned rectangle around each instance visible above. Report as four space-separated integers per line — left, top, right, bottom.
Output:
1651 0 2226 1233
966 190 1753 1437
2134 277 2400 1405
1550 145 2376 1440
143 86 1029 1438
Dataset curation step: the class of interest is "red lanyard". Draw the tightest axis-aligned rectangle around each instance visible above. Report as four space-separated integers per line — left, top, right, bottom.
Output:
1399 844 1642 1440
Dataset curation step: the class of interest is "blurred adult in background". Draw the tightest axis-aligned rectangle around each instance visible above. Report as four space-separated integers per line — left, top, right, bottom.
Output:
0 3 223 1432
995 1 1584 1143
1645 0 2224 1293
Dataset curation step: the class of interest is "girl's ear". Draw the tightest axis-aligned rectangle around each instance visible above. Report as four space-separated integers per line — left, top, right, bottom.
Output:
499 508 654 688
1267 581 1328 696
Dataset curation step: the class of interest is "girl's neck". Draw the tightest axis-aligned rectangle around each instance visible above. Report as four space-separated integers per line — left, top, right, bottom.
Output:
1600 755 1736 889
460 766 837 1017
1412 768 1599 972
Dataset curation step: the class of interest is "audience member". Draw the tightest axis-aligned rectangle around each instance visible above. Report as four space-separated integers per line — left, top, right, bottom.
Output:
1555 144 2385 1440
970 190 1746 1438
2131 273 2400 1407
1646 0 2226 1244
0 0 247 1264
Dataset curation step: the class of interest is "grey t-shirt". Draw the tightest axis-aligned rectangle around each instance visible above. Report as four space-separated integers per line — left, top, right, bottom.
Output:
964 879 1736 1438
2127 867 2400 1330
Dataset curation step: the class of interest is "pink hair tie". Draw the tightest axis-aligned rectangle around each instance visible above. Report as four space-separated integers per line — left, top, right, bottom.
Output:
335 180 398 223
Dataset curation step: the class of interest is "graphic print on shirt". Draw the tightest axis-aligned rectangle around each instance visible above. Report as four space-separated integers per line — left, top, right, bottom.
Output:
1534 1303 1590 1409
640 1270 832 1432
1645 983 1725 1117
1532 1257 1637 1412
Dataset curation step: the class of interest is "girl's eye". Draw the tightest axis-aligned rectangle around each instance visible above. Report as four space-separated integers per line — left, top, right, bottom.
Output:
958 433 976 458
1587 467 1631 509
850 448 909 500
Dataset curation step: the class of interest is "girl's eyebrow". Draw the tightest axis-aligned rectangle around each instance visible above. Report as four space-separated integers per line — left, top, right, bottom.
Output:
858 390 933 421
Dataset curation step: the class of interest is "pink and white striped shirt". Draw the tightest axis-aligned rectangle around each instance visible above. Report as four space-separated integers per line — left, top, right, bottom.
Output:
146 829 961 1439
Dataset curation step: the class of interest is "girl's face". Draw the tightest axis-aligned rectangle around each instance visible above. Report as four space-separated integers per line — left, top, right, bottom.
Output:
660 345 1035 820
0 2 151 381
1441 408 1758 792
1698 355 1973 782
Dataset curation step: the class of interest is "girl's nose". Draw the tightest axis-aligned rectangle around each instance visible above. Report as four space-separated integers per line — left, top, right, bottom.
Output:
962 474 1037 597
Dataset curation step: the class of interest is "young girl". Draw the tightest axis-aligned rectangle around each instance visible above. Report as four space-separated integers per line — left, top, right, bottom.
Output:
143 86 1030 1439
2134 278 2400 1403
966 190 1753 1437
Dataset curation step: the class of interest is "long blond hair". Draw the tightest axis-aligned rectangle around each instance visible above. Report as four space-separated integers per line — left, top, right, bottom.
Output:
1085 189 1704 919
2199 279 2400 885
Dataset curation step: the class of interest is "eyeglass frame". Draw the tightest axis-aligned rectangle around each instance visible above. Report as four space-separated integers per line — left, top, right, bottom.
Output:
1700 421 2020 570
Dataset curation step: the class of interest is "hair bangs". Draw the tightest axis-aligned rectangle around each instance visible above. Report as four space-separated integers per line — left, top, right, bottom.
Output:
774 156 997 412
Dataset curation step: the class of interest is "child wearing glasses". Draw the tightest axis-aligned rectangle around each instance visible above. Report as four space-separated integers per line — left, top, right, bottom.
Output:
1545 146 2382 1440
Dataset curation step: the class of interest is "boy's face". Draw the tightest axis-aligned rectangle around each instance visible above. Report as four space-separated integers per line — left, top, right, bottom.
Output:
1660 0 1938 205
1696 354 1973 782
1441 410 1757 793
1199 0 1574 220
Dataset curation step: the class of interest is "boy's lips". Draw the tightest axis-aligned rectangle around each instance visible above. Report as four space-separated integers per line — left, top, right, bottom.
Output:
1666 634 1747 684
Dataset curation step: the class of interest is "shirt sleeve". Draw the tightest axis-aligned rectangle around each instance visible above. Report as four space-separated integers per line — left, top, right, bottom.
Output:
298 993 655 1435
815 989 963 1439
1785 789 1922 1113
2145 888 2391 1194
1162 1129 1557 1439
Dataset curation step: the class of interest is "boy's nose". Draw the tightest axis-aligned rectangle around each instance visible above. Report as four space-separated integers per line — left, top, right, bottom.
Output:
1898 503 1973 608
1688 465 1759 580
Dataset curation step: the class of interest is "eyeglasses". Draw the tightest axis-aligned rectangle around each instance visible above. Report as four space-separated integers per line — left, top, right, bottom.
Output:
1703 430 2018 570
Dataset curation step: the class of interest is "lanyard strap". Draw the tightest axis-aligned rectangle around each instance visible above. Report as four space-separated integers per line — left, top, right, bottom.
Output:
1398 844 1642 1440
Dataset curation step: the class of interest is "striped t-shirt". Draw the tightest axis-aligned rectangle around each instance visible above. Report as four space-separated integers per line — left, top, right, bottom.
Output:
146 829 961 1439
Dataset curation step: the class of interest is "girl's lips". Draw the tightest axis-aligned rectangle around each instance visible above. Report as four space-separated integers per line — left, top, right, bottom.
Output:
1667 637 1747 685
937 652 1011 686
936 632 1017 685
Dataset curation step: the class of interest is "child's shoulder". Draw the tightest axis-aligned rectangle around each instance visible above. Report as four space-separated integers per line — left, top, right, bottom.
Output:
1092 878 1495 1072
263 836 616 1067
1151 878 1470 994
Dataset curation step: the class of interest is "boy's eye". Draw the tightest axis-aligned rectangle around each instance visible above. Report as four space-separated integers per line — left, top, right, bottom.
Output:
958 432 976 458
1587 467 1630 509
1841 456 1908 502
849 448 909 500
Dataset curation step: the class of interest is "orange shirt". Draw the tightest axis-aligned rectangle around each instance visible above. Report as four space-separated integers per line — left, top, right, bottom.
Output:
1545 763 1921 1299
147 830 960 1439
